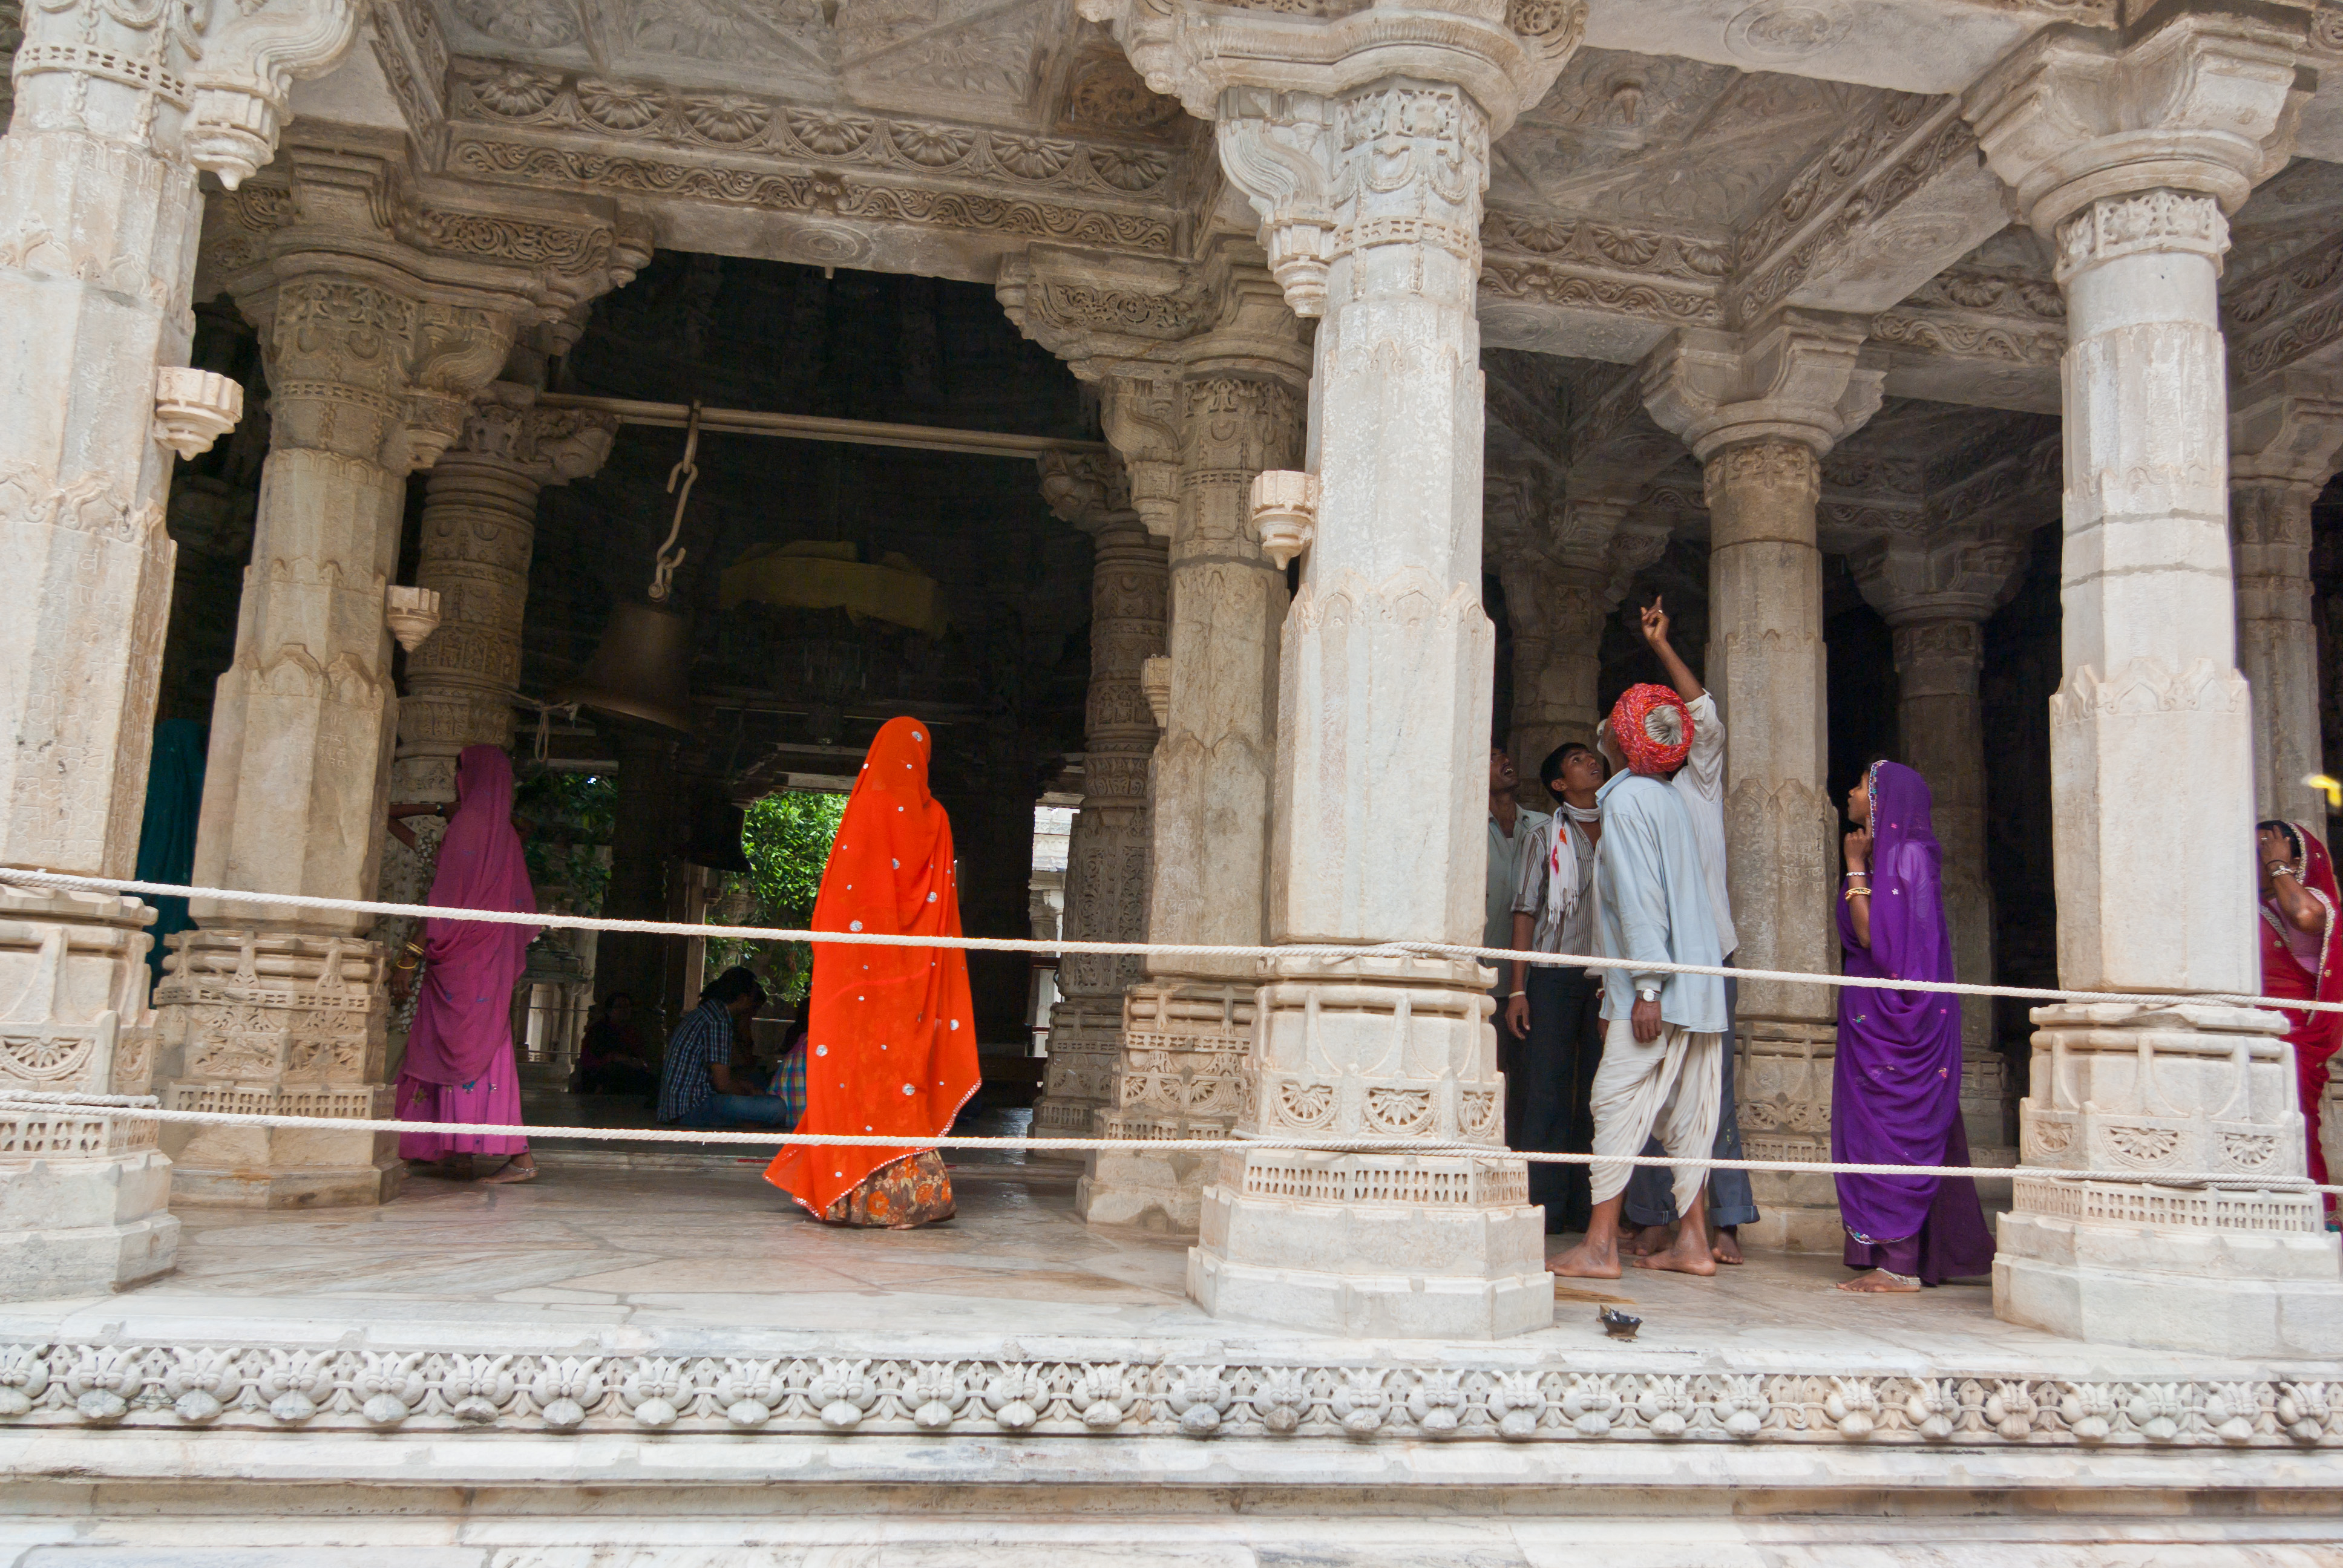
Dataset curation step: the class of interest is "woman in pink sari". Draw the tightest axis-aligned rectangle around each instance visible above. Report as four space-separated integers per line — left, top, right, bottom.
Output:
394 745 541 1183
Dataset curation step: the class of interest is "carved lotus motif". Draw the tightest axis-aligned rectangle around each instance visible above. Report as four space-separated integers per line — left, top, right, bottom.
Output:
787 110 873 155
577 79 666 131
683 94 771 145
2101 1122 2182 1166
1089 148 1170 192
992 136 1070 181
471 67 563 119
890 123 975 168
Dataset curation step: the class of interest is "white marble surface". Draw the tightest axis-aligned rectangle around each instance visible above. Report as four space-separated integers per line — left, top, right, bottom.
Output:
2 1158 2332 1382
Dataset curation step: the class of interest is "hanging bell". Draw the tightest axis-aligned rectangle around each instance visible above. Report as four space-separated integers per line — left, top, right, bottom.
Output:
554 599 695 734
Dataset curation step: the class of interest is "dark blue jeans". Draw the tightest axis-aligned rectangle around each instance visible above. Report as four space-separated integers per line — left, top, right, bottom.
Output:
1623 965 1758 1229
677 1093 794 1130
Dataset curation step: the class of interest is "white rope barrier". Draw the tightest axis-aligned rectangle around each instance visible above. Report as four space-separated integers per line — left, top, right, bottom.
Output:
3 1090 2336 1197
7 866 2339 1198
8 865 2343 1016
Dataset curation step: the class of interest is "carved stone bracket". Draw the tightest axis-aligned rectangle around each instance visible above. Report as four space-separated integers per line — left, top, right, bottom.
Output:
1642 310 1887 463
1962 8 2310 237
1249 469 1318 569
383 584 442 652
151 367 244 460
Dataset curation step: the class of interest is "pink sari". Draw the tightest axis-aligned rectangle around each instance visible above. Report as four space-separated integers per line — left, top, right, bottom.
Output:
396 746 539 1160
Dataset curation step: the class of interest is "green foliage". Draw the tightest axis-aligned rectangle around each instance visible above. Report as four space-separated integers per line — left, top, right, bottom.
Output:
514 769 617 913
705 790 847 1004
742 791 848 917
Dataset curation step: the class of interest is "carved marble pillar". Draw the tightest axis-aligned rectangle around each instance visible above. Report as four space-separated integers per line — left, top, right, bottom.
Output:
1095 358 1306 1230
1852 524 2033 1163
375 381 619 1057
1643 312 1885 1252
1030 454 1167 1152
998 244 1309 1227
2229 376 2343 829
1967 8 2343 1354
1182 75 1571 1337
150 263 513 1206
0 0 357 1293
396 383 618 800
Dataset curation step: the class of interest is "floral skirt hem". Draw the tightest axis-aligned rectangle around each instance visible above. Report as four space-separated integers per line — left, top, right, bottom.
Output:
820 1150 954 1229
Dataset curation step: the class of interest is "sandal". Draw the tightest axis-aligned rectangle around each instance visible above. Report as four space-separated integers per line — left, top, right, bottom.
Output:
480 1158 539 1185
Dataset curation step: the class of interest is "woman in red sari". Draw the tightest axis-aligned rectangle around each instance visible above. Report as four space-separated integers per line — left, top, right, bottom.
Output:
766 717 981 1227
2258 819 2343 1223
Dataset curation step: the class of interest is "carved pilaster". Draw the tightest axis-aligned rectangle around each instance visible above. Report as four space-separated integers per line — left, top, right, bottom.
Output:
1204 72 1548 1338
1644 314 1885 1252
2230 375 2343 828
1031 453 1167 1153
0 0 360 1293
398 382 620 802
1853 522 2033 1158
156 149 644 1208
1965 7 2343 1356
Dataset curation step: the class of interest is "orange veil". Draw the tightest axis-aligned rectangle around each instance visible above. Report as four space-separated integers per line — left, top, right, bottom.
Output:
764 716 982 1215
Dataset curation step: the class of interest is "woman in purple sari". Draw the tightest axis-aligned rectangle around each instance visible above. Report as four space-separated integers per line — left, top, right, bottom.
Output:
1834 759 1995 1292
393 745 540 1183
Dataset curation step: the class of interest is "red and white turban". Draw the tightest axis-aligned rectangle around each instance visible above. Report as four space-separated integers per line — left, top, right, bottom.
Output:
1607 683 1693 777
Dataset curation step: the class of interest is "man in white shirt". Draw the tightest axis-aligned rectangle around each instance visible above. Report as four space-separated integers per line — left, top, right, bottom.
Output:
1503 742 1607 1232
1486 746 1551 1134
1619 598 1760 1264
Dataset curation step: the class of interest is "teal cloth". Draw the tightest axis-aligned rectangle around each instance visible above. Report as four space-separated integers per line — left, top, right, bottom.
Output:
133 720 206 988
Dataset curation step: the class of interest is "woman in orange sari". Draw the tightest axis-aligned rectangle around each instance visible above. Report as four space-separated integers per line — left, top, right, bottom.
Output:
766 716 981 1227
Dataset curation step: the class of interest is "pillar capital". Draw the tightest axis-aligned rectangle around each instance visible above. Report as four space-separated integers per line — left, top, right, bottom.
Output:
1038 449 1141 540
446 381 623 486
1078 0 1578 314
206 149 649 471
8 0 359 185
1641 310 1887 466
1962 7 2311 243
1001 240 1308 536
1849 521 2033 632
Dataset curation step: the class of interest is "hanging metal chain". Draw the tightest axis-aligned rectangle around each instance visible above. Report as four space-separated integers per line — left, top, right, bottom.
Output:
648 400 703 603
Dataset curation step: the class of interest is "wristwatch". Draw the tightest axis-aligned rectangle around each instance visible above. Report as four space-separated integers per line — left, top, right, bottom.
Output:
1636 986 1662 1004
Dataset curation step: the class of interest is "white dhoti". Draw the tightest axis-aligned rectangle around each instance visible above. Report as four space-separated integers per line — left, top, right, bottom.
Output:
1587 1014 1722 1214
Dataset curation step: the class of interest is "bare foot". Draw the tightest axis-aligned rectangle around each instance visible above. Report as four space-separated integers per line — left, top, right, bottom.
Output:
1623 1221 1674 1258
1634 1223 1717 1276
1551 1234 1623 1280
1835 1269 1920 1293
480 1156 538 1185
1711 1226 1744 1266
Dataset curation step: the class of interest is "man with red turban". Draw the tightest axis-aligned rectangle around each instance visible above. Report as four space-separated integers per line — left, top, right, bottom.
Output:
1553 681 1729 1279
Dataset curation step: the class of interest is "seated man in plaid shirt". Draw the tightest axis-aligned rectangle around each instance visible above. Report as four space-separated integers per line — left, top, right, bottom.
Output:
657 967 803 1129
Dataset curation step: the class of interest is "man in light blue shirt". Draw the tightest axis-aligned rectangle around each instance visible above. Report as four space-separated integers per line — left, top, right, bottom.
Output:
1554 685 1727 1282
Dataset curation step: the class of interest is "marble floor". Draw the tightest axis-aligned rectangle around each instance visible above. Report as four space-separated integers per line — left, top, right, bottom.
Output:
3 1150 2327 1380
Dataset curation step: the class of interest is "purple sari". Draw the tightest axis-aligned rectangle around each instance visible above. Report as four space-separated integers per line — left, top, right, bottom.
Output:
1832 761 1995 1283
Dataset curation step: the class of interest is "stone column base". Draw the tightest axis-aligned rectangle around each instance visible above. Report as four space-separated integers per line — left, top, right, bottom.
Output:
1076 982 1250 1232
152 930 401 1210
0 1108 178 1301
1994 1003 2343 1354
1183 953 1549 1339
1032 993 1122 1160
1734 1020 1843 1252
154 1083 403 1209
1995 1187 2343 1358
1188 1147 1552 1338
